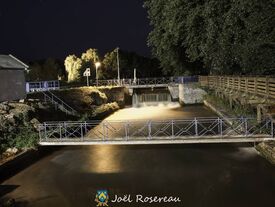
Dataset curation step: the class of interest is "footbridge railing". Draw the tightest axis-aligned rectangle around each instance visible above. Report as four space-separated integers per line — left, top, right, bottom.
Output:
96 76 198 87
26 80 60 93
38 117 274 145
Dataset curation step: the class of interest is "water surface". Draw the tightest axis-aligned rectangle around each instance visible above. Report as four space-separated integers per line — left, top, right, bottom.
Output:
1 105 275 207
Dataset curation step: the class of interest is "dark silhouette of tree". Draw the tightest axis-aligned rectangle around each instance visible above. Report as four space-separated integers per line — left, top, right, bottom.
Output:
102 49 162 79
144 0 275 75
27 58 65 81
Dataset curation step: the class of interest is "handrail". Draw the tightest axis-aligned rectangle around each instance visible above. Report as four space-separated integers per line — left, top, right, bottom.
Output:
26 80 60 93
38 117 274 142
46 90 76 113
199 76 275 99
42 91 77 115
96 76 198 87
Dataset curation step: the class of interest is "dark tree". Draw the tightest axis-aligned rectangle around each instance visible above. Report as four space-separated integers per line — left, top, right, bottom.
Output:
144 0 275 75
102 49 163 79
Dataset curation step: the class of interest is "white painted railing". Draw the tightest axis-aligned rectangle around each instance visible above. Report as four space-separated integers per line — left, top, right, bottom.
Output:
26 80 60 93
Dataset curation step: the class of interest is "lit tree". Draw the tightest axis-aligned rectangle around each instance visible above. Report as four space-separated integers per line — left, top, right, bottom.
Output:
64 55 83 82
81 48 99 63
80 48 100 79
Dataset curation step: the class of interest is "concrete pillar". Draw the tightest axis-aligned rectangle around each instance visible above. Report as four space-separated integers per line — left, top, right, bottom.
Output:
178 84 184 105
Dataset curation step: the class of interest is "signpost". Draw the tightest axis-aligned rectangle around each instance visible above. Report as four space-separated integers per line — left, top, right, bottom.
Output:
83 68 91 86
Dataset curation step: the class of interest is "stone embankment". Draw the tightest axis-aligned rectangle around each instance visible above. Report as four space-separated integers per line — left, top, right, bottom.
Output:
0 99 75 164
0 86 125 164
256 142 275 165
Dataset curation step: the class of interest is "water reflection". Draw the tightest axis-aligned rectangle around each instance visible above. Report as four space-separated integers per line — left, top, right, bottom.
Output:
2 105 275 207
86 146 122 174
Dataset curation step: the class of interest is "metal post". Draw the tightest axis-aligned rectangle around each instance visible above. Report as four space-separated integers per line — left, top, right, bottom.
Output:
44 123 47 141
171 120 174 138
125 122 129 141
86 75 89 87
134 68 136 84
244 118 248 137
64 122 67 138
96 67 98 87
194 118 198 136
117 47 120 83
84 121 87 134
148 121 152 140
59 123 62 140
80 123 83 141
220 118 223 136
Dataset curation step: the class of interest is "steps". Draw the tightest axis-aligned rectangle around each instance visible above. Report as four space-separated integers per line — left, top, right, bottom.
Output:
42 90 78 116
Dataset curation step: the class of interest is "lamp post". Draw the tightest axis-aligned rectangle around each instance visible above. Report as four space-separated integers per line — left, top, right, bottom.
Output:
95 62 101 87
116 47 120 84
133 68 137 84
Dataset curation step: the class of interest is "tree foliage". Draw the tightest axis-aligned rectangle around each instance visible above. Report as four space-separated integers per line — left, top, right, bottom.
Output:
80 48 100 78
102 49 161 79
64 55 83 82
64 48 100 82
64 48 162 82
144 0 275 75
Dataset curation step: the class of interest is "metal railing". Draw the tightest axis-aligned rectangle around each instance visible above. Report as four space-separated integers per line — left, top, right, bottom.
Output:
26 80 60 93
38 117 274 144
199 76 275 99
96 76 198 87
42 90 78 116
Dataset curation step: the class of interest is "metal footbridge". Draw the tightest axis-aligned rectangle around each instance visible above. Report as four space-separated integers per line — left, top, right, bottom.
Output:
96 76 198 88
38 117 274 145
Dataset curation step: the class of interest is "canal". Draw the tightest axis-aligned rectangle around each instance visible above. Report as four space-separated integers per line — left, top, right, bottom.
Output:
1 104 275 207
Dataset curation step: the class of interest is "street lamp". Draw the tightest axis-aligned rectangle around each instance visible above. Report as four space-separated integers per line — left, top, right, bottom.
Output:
116 47 120 84
95 61 101 86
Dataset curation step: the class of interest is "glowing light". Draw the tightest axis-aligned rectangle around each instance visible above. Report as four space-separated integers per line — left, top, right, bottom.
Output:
95 62 101 68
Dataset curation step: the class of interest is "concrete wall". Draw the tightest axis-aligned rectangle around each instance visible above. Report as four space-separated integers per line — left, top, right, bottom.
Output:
168 85 179 100
179 83 206 104
0 69 26 102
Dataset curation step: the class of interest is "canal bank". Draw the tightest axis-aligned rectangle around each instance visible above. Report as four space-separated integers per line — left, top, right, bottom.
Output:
0 87 127 177
1 104 275 207
204 97 275 165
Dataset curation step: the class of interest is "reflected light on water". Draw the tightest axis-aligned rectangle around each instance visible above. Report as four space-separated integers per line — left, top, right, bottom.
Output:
84 103 215 174
85 145 122 174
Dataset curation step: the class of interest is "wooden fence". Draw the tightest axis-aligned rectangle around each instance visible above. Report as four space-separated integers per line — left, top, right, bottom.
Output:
199 76 275 100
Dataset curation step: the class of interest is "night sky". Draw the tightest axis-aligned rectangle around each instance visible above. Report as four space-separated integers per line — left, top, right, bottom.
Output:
0 0 151 61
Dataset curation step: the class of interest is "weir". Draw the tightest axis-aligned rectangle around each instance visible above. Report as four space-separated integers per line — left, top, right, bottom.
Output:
132 88 172 107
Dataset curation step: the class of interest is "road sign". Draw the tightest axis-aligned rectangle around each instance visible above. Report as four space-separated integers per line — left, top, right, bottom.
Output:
83 68 91 77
